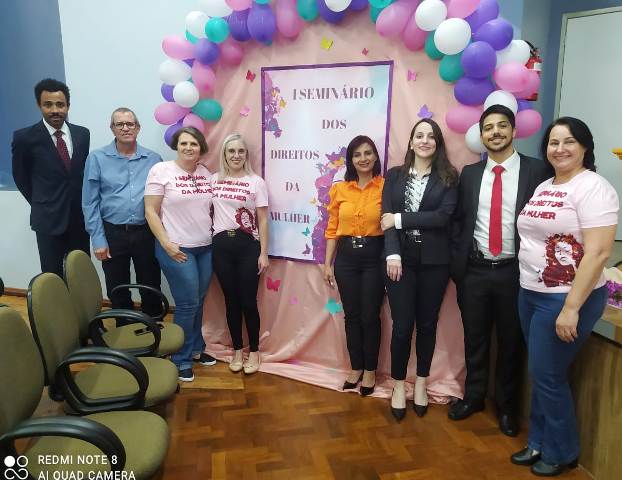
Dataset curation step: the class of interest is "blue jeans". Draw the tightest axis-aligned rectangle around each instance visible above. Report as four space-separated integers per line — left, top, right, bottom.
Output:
518 286 607 464
155 242 213 371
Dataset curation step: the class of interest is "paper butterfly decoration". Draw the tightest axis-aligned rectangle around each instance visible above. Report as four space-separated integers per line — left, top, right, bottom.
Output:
407 69 417 81
302 227 310 236
266 277 280 292
321 37 334 50
302 243 310 255
325 298 343 315
239 106 250 117
417 104 434 119
246 70 256 82
310 198 317 205
279 98 286 108
362 48 369 56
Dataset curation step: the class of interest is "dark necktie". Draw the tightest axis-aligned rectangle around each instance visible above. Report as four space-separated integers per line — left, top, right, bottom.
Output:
489 165 505 256
54 130 71 170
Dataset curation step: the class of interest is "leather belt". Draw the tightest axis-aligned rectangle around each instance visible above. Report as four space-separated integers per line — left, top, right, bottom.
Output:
469 256 517 268
103 221 148 232
340 236 382 249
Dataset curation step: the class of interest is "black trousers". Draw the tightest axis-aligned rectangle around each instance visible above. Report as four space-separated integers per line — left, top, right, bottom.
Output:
457 260 523 414
333 237 384 371
36 213 90 277
213 230 261 351
386 241 450 380
101 222 162 321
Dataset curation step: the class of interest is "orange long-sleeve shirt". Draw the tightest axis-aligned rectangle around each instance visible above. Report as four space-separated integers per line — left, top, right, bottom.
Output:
325 176 384 239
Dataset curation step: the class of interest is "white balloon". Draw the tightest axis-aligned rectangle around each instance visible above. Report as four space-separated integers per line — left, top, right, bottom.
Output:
186 10 208 38
484 90 519 114
197 0 233 17
496 40 531 66
173 81 200 108
415 0 448 32
158 59 192 85
325 0 352 12
465 123 486 154
434 18 471 55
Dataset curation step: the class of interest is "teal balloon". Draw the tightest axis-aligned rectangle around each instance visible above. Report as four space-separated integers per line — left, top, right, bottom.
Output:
192 99 223 122
370 6 382 23
369 0 392 7
439 54 464 83
255 0 271 3
297 0 318 22
185 30 198 44
205 17 229 43
425 32 444 60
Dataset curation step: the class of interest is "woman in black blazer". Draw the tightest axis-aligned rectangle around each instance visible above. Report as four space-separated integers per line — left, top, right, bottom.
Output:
381 118 458 421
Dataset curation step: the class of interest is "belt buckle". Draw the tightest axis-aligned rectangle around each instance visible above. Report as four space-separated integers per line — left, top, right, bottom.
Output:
413 235 422 243
226 229 236 237
351 236 364 248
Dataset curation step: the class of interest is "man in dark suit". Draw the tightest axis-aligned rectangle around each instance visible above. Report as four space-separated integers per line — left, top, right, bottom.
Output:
450 105 547 437
12 78 90 276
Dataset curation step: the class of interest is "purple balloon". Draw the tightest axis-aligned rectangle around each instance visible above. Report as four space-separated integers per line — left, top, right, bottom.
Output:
465 0 500 32
517 99 532 112
195 39 220 65
454 77 495 106
228 9 251 42
474 18 514 50
161 84 174 102
461 41 497 79
164 120 183 147
317 0 346 24
183 58 195 67
247 3 276 43
349 0 369 12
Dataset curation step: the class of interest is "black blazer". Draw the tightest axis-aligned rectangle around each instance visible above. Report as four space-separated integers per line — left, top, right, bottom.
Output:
382 166 458 265
12 120 90 235
450 153 548 281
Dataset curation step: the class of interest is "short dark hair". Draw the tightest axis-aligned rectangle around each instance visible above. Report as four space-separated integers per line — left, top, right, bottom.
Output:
479 104 515 132
170 127 209 155
34 78 70 106
344 135 382 182
540 117 596 176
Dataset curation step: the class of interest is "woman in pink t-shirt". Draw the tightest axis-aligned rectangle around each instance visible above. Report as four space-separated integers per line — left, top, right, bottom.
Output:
513 117 619 476
145 127 216 383
211 133 269 374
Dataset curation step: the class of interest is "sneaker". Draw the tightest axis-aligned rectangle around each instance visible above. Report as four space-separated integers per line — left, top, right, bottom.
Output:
195 353 217 366
178 368 194 382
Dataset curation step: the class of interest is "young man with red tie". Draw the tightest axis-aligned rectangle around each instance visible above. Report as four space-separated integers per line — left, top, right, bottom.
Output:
12 78 90 276
450 105 547 437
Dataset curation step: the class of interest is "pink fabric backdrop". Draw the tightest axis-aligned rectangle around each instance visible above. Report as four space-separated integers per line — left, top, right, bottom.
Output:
198 12 478 402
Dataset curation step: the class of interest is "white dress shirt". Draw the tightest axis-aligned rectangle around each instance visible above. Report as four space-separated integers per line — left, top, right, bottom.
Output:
473 150 520 259
43 119 74 158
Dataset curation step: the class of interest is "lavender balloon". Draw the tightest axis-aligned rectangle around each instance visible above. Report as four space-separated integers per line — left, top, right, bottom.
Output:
164 120 183 147
247 3 277 43
454 76 495 106
517 99 532 112
465 0 500 32
195 39 220 65
161 84 174 102
461 41 497 79
228 9 252 42
350 0 369 11
318 0 346 23
473 18 513 50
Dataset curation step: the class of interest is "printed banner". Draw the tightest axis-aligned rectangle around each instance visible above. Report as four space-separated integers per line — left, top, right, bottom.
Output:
262 61 393 263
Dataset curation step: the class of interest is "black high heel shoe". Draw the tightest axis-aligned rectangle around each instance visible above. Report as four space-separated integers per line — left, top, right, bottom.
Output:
530 458 578 477
342 373 363 390
413 403 428 417
360 383 375 396
390 389 406 422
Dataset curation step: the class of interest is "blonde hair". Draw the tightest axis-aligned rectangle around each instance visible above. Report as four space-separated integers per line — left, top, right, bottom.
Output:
218 133 256 180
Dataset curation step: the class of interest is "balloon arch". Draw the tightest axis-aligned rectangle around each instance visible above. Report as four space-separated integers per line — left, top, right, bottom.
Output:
154 0 542 154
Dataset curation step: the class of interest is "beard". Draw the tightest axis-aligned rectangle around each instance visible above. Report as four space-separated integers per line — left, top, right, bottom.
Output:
484 136 513 152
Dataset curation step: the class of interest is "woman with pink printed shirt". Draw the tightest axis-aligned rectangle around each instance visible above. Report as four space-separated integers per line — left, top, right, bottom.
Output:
211 133 269 375
512 117 619 476
144 127 216 383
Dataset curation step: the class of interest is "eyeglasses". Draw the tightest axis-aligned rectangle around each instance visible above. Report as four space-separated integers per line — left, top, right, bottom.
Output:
113 122 137 130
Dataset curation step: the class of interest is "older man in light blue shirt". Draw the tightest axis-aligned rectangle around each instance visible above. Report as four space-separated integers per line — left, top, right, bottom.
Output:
82 107 162 323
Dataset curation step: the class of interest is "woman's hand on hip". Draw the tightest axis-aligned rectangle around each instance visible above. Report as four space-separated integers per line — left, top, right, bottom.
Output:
258 253 270 275
387 259 402 282
164 241 187 263
555 306 579 343
381 213 395 231
323 265 335 289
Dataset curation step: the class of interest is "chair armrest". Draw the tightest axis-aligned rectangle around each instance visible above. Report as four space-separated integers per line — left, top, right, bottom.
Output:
54 346 148 414
0 416 126 471
110 283 169 322
89 310 161 356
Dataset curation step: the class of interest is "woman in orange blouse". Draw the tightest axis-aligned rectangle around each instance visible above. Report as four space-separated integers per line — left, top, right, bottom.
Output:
323 135 385 396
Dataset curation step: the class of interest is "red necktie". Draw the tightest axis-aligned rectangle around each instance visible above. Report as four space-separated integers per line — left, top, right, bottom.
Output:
54 130 71 170
489 165 505 256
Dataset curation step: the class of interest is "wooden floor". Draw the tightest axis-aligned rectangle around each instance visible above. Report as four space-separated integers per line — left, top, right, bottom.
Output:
1 296 592 480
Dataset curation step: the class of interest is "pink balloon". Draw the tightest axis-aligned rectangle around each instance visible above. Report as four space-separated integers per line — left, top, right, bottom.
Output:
515 109 543 138
493 62 530 93
514 70 541 99
226 0 253 12
276 0 304 39
376 0 418 38
182 113 205 133
162 36 195 60
445 104 483 133
402 12 427 51
191 62 216 91
154 102 191 125
447 0 480 19
220 38 244 65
